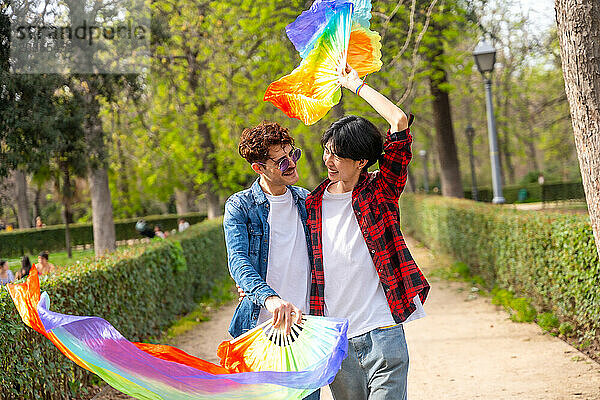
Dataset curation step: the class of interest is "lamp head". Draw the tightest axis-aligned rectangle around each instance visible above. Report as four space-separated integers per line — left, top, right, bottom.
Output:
473 40 496 74
465 124 475 137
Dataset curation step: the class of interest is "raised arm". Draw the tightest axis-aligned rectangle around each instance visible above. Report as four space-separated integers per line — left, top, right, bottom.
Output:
338 64 413 199
338 64 408 132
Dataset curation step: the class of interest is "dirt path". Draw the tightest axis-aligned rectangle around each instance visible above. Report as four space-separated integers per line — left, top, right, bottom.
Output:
94 236 600 399
404 237 600 399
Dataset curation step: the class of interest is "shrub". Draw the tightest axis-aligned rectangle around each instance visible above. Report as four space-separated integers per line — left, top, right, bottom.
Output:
559 322 575 337
464 180 585 203
538 312 560 333
0 212 206 259
0 218 230 399
400 195 599 344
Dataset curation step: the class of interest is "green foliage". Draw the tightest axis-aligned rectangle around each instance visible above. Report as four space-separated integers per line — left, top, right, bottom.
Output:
0 219 230 399
491 288 537 323
537 312 560 334
464 181 585 204
541 182 586 203
559 322 575 338
400 194 600 340
0 213 206 258
465 183 543 203
451 261 471 280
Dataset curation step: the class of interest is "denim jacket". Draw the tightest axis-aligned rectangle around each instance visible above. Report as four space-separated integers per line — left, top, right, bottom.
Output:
223 178 312 338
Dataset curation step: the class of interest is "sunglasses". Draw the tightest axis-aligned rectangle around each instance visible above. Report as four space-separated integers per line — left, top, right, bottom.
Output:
258 148 302 172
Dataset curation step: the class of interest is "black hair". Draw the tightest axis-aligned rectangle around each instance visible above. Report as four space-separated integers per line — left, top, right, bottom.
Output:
18 255 32 279
39 251 49 260
0 260 6 268
321 115 383 171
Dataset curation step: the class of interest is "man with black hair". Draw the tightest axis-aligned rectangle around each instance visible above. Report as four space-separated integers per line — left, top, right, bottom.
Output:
305 65 430 400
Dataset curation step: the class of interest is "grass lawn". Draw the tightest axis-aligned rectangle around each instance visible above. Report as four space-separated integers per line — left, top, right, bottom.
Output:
513 200 589 214
6 248 96 273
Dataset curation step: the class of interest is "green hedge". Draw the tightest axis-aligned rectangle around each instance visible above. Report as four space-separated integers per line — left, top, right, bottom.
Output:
541 181 586 202
465 182 542 203
400 195 599 343
0 212 206 259
0 218 230 399
464 181 585 204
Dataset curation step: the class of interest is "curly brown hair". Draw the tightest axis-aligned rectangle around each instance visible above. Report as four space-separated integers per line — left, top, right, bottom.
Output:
238 122 294 164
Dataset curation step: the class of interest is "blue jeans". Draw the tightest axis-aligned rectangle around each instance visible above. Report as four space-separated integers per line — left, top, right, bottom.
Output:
330 324 409 400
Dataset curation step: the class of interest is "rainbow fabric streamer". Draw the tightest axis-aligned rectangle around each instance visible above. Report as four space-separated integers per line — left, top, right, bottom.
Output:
264 0 382 125
6 267 348 399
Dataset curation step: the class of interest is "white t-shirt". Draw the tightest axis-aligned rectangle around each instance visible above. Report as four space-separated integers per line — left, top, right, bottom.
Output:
178 221 190 232
322 186 425 338
257 188 311 324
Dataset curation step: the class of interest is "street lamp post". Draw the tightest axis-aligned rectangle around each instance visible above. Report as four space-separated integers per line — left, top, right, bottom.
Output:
419 149 429 193
465 124 478 201
473 40 505 204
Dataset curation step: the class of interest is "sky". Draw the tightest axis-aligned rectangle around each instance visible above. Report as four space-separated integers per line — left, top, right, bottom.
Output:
514 0 555 30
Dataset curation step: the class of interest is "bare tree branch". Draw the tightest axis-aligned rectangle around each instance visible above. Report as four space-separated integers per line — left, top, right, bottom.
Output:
395 0 439 105
380 0 407 42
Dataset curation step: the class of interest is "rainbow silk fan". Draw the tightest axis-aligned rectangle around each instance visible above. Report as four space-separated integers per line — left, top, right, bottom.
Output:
264 0 382 125
6 267 349 400
218 316 349 399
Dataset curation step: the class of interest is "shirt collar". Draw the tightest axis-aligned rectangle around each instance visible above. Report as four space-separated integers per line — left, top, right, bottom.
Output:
251 177 303 205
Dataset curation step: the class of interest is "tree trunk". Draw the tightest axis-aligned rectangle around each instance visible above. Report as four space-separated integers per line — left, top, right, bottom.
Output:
526 134 540 172
62 205 72 258
33 183 42 222
81 79 116 256
198 116 221 219
499 131 515 185
556 0 600 256
175 187 190 215
196 105 221 219
60 162 73 258
429 70 464 198
13 169 31 228
206 190 220 219
89 167 116 256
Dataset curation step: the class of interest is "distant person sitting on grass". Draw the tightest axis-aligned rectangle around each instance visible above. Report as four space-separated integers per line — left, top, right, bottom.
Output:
154 225 166 239
0 260 15 285
35 216 45 228
15 256 32 280
178 218 190 232
37 251 55 276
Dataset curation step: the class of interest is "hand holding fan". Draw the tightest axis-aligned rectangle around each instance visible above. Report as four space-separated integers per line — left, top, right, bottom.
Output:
218 316 349 398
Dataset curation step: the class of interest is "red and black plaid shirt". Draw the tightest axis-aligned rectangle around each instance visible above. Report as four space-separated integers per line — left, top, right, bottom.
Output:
306 115 430 323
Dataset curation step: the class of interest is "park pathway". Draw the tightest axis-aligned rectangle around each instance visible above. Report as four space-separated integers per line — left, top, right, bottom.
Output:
94 237 600 400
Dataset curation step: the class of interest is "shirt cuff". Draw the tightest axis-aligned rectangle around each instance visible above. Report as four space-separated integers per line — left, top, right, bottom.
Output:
387 113 414 142
258 289 279 307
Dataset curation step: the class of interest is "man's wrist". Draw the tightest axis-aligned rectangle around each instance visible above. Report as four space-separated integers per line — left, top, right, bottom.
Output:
347 78 362 93
263 295 280 307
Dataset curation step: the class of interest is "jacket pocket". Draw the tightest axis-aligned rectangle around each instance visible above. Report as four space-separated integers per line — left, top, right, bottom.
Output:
247 223 263 256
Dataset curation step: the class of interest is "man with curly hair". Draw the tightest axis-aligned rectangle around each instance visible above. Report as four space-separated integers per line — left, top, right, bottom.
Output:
223 121 318 399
